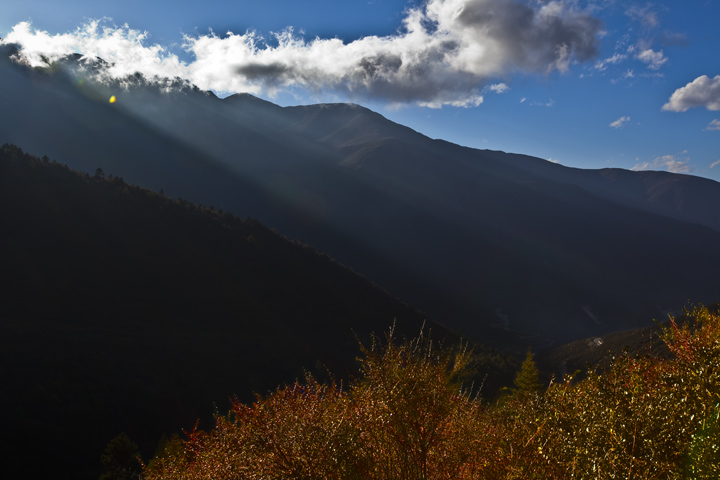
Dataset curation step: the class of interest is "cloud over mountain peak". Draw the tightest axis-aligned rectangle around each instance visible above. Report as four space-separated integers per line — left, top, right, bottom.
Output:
2 0 602 107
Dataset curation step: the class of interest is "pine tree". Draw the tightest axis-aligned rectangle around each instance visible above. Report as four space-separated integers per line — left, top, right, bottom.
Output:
514 348 542 394
99 432 141 480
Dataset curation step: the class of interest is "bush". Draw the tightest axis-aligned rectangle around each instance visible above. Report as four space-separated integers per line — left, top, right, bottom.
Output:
144 307 720 480
535 306 720 479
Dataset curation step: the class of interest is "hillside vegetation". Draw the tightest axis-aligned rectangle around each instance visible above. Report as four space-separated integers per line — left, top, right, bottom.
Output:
0 144 456 479
144 306 720 480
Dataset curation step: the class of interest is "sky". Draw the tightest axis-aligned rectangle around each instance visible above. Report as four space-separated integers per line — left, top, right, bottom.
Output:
2 0 719 180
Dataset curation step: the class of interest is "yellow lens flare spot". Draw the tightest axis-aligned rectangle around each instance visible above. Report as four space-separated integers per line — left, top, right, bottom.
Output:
109 95 117 104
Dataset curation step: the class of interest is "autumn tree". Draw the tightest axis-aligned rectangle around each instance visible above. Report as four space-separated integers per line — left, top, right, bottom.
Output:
349 327 483 480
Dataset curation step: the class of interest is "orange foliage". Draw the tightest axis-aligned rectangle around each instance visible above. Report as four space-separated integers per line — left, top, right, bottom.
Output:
145 308 720 480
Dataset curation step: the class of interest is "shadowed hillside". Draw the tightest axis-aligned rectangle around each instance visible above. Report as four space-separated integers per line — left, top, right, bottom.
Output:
0 144 454 480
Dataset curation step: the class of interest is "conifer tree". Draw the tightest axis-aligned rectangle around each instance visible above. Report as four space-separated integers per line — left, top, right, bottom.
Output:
514 348 542 394
99 432 141 480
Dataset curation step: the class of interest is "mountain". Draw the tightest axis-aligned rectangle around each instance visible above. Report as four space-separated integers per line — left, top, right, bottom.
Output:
1 144 448 479
494 153 720 235
2 45 719 347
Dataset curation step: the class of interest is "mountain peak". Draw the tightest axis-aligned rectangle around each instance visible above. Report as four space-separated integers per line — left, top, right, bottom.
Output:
223 92 282 109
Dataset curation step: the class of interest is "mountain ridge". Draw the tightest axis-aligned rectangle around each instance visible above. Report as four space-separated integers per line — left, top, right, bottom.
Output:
2 47 719 346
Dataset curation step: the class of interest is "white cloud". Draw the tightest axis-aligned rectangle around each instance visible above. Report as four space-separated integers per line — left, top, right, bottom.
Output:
610 69 634 83
593 52 627 71
631 154 691 174
520 97 526 103
615 32 632 51
1 0 603 107
636 48 667 70
662 75 720 112
531 99 555 107
486 83 509 94
705 119 720 131
3 20 187 80
609 115 630 128
639 72 664 79
625 5 660 28
711 159 720 169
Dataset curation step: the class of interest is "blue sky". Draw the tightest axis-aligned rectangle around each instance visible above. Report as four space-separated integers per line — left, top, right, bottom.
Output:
2 0 719 180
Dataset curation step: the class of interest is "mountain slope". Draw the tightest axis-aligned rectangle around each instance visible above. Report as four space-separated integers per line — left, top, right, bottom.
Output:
494 152 720 234
2 47 719 346
0 144 443 480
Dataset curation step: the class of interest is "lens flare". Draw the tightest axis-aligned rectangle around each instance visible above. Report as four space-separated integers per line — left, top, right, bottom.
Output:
109 95 116 103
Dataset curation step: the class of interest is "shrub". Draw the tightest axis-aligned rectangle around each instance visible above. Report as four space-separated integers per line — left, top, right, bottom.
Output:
535 306 720 479
144 307 720 480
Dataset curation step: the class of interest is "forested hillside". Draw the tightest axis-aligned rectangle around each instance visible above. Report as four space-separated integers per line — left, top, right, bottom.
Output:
1 144 467 479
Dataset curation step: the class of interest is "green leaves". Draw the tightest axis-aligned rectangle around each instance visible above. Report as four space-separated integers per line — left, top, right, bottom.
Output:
687 405 720 479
